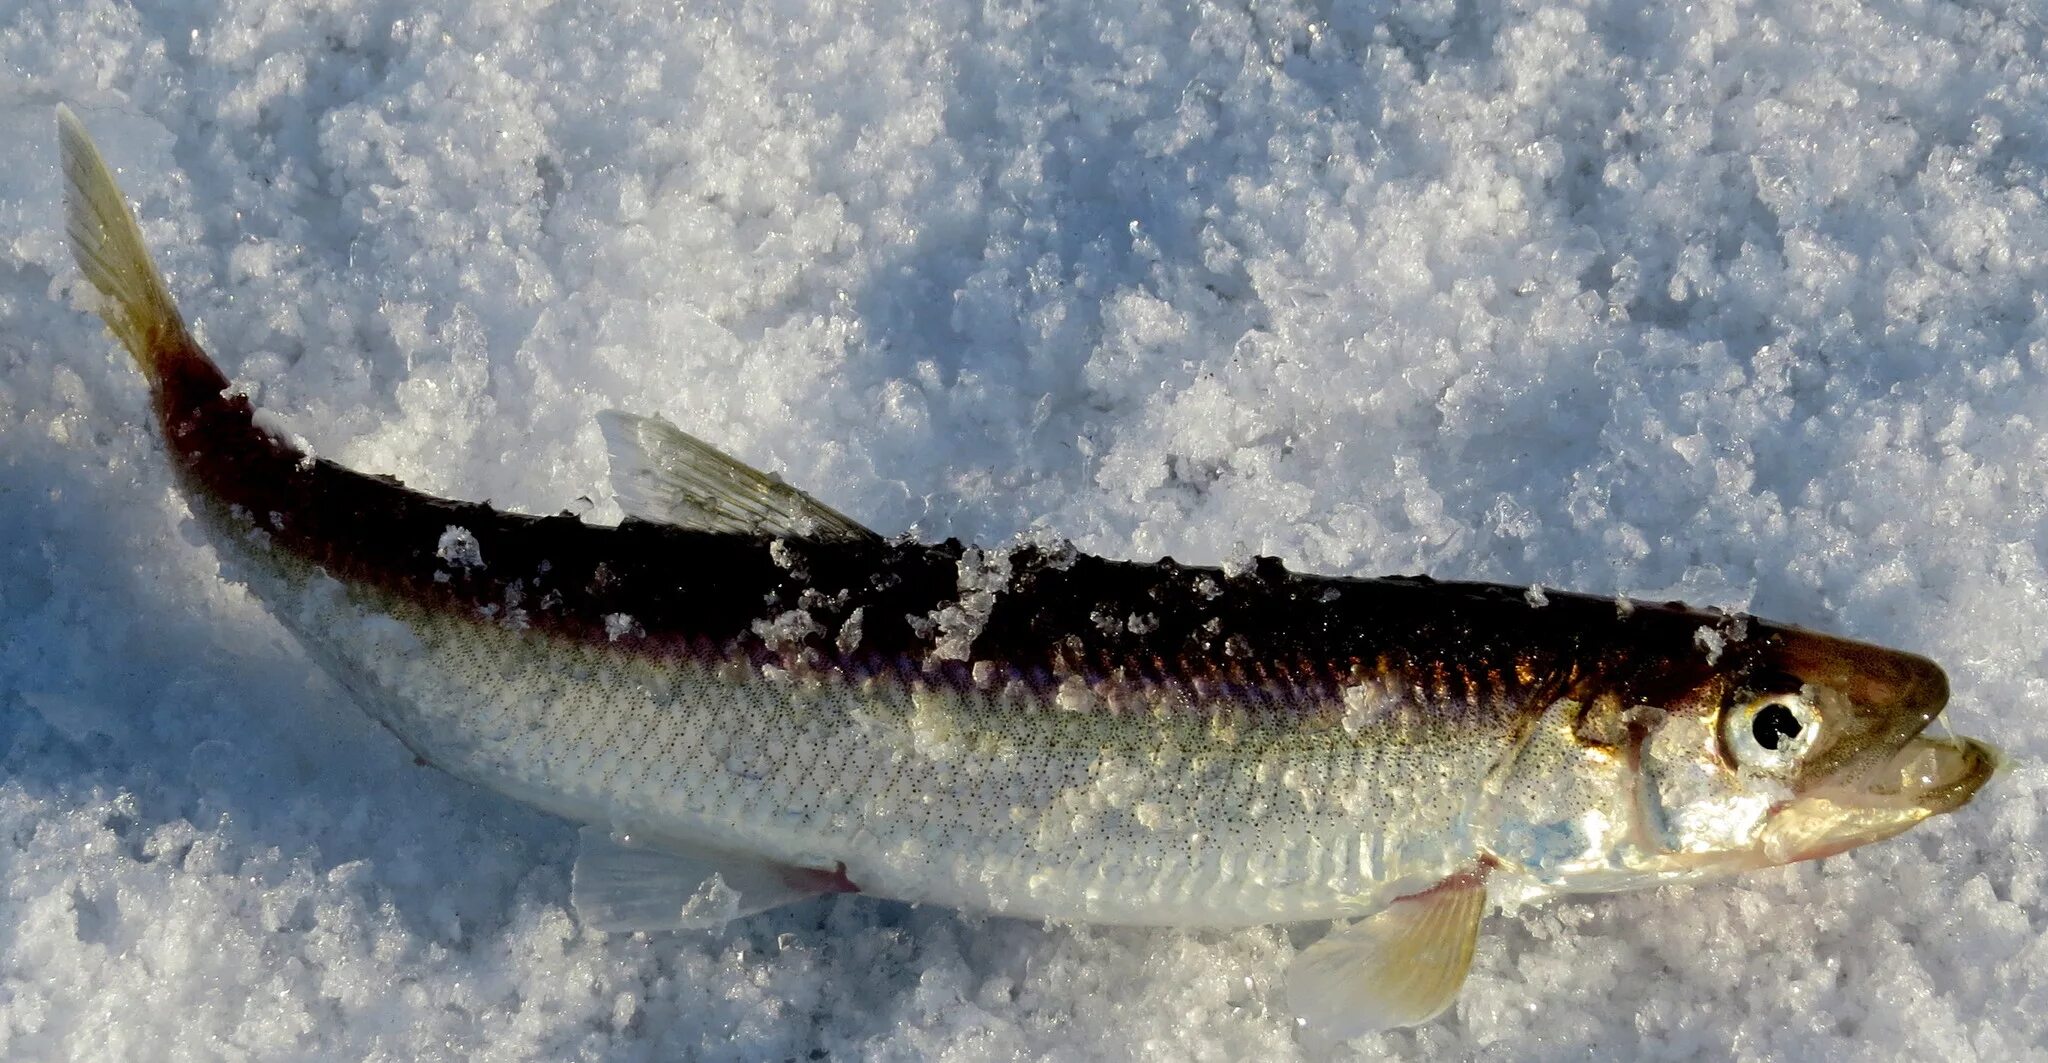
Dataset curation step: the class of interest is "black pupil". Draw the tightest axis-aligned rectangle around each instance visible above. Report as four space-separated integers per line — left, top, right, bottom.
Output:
1753 703 1803 751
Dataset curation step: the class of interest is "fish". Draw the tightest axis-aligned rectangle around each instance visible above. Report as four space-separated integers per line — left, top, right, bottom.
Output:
56 103 1997 1042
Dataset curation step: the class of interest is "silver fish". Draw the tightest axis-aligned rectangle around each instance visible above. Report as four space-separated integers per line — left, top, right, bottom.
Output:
58 105 1997 1040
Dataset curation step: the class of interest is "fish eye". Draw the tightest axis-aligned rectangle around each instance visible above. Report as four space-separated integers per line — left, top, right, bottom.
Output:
1724 691 1819 774
1752 702 1802 750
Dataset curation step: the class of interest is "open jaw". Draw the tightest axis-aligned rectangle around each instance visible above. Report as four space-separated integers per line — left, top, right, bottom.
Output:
1758 730 1999 865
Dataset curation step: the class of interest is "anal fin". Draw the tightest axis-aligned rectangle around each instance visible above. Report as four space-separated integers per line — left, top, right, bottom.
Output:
570 826 856 932
1284 873 1487 1042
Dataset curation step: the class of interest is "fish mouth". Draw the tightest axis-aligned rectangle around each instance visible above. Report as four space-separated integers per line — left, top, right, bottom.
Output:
1827 651 1996 817
1842 732 2000 815
1756 730 1999 866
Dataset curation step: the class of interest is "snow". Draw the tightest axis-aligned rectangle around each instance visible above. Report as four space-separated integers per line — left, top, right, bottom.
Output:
3 0 2045 1057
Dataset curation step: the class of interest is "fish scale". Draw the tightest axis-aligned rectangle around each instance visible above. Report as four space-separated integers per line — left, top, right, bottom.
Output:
55 103 1995 1039
230 519 1493 927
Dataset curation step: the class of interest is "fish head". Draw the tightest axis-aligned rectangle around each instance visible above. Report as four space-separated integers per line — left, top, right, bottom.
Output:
1626 625 1996 879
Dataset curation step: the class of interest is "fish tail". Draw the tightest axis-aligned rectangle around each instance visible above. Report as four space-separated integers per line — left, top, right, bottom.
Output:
57 105 225 402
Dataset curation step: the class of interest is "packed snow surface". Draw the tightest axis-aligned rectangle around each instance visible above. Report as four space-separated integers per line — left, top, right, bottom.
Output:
4 0 2047 1058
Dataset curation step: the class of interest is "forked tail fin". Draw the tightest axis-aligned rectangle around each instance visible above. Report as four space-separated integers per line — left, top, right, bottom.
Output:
57 104 216 394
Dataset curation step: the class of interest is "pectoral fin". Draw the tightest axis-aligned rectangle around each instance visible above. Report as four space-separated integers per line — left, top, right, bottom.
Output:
1284 875 1487 1042
598 409 879 542
570 826 856 931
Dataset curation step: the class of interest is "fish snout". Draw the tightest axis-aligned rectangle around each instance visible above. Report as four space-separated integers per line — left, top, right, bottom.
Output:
1865 649 1950 733
1783 632 1946 718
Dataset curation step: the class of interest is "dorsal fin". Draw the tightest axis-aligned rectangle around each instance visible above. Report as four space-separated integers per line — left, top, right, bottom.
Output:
598 409 880 542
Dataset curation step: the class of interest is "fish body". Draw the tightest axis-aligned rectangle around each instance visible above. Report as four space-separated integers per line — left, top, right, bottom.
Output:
57 106 1996 1038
